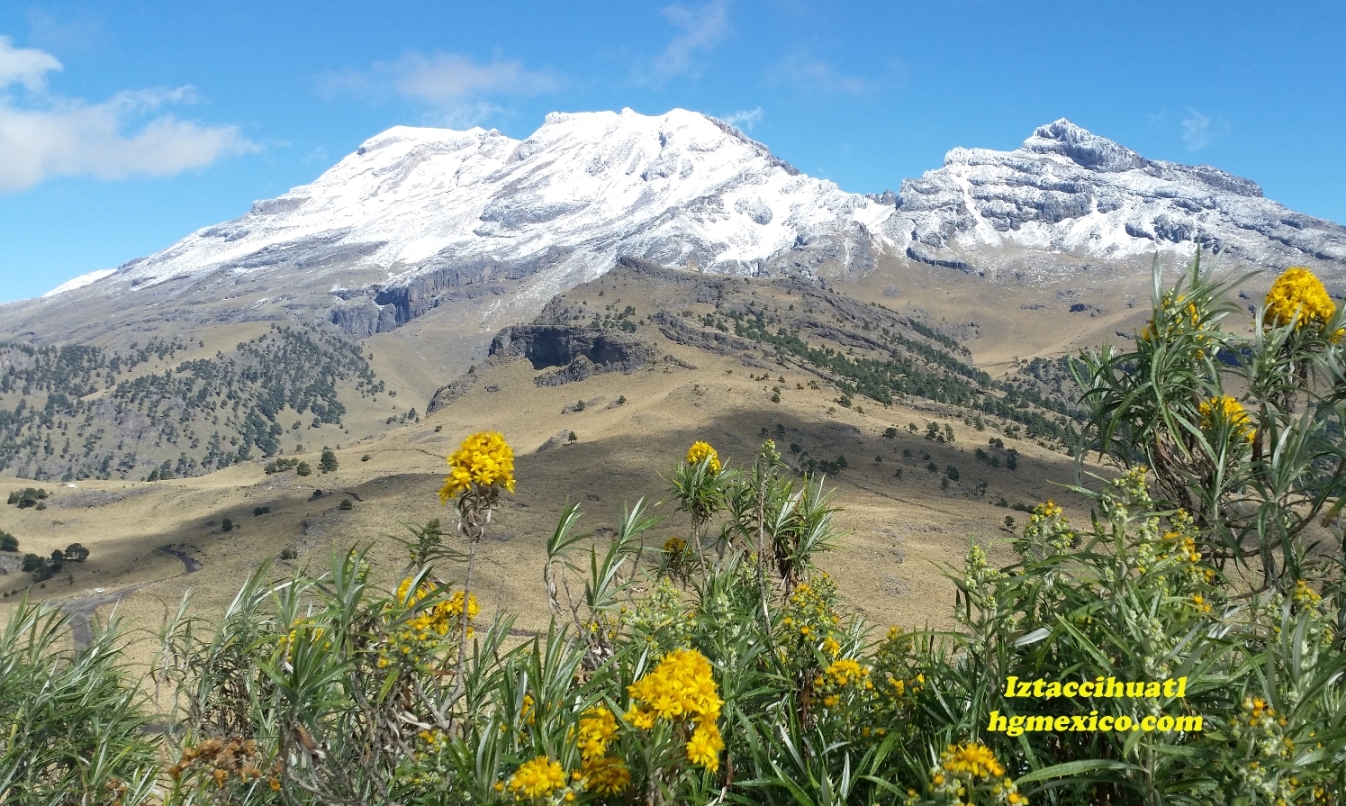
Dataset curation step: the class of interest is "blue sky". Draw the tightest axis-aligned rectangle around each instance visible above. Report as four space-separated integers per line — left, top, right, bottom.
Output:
1 1 1343 302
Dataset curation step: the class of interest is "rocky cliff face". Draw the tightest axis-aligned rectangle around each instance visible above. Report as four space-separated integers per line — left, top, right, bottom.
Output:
893 119 1346 281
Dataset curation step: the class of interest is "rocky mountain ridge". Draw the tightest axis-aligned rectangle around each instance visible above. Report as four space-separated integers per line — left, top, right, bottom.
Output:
897 119 1346 281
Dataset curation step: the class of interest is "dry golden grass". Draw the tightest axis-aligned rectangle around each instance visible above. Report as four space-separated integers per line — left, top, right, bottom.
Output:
0 289 1107 673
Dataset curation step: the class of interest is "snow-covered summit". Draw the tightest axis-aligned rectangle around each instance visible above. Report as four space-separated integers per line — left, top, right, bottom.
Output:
896 118 1344 278
10 113 1343 344
81 108 891 335
41 269 116 298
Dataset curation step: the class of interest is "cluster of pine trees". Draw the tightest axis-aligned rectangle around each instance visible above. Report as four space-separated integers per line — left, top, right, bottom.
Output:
0 325 380 482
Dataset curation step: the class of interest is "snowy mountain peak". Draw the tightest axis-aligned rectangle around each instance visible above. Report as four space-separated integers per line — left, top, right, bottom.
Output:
1022 118 1147 173
34 108 890 339
899 119 1341 279
18 110 1343 345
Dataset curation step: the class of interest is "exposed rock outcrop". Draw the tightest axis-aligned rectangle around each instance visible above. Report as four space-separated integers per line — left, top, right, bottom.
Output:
427 325 658 412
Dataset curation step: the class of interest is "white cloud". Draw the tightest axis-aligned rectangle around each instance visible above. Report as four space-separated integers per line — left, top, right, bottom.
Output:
1181 108 1228 152
767 53 876 96
0 35 62 91
634 0 733 85
720 107 763 131
0 39 257 192
321 51 557 127
0 84 258 192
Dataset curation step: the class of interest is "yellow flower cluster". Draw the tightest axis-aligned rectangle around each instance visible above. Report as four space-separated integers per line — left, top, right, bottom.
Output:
1021 500 1074 555
580 755 631 796
1139 291 1211 349
377 578 479 668
814 657 874 709
439 431 516 503
1150 509 1215 586
505 755 566 801
1292 579 1323 606
279 619 330 661
625 648 724 772
1264 267 1337 333
576 706 618 761
1033 500 1062 519
919 743 1026 805
686 441 723 474
1198 396 1254 442
663 536 687 555
943 742 1005 779
573 706 630 794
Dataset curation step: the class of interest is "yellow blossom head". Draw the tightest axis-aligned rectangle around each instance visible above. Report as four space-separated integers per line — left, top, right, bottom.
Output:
439 431 515 503
506 755 566 800
1264 267 1337 332
686 441 722 474
1197 396 1254 442
941 742 1006 779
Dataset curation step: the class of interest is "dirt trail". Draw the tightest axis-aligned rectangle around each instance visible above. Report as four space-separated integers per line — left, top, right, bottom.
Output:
62 545 201 649
62 584 148 648
156 545 202 574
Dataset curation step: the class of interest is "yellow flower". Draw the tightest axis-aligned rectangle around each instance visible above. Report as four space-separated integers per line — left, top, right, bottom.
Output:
576 706 618 761
623 706 657 730
1033 500 1063 519
439 431 516 503
685 720 724 772
823 658 868 687
941 742 1006 779
580 755 630 796
627 648 723 722
686 441 722 474
1264 267 1337 332
506 755 566 800
1197 396 1254 442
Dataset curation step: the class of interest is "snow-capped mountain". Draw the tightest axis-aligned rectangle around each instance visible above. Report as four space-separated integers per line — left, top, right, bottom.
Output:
25 109 892 339
896 119 1346 279
7 112 1344 345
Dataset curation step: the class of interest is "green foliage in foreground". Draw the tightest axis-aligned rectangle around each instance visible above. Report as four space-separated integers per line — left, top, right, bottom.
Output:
0 256 1343 805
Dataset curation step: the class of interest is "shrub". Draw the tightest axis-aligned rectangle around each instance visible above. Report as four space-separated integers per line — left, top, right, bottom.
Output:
296 461 312 477
279 547 298 560
220 518 233 532
253 506 271 516
63 542 89 562
0 603 158 802
0 531 17 552
361 454 371 462
946 464 960 481
338 499 353 511
20 553 42 572
575 399 586 412
8 487 49 508
320 448 339 474
265 457 300 474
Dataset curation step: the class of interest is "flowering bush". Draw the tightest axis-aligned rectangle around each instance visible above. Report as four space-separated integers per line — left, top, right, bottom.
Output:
6 253 1343 805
